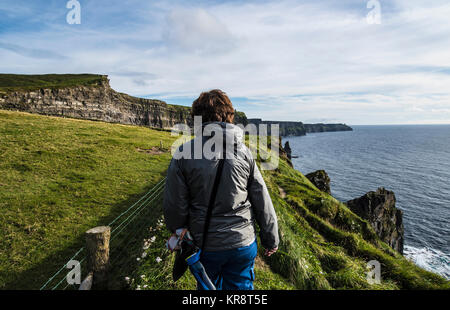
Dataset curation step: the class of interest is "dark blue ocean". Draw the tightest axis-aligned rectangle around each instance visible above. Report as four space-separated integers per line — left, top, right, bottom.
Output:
284 125 450 279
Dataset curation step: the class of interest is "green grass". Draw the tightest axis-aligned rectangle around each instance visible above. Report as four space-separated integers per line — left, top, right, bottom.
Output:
0 110 176 289
0 109 448 290
0 74 106 93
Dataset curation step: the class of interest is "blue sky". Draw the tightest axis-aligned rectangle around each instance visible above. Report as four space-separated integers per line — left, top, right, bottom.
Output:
1 0 450 124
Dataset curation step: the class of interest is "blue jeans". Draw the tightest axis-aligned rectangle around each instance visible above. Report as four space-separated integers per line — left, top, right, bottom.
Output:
198 240 257 290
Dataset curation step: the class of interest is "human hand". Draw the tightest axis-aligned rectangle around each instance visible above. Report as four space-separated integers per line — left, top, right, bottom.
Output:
166 228 188 251
264 247 278 257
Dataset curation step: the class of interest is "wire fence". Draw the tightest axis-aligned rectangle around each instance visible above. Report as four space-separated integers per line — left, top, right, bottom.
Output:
39 178 166 290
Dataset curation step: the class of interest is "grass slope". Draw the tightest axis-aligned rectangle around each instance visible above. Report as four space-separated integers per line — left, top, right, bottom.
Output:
0 110 448 290
0 74 106 93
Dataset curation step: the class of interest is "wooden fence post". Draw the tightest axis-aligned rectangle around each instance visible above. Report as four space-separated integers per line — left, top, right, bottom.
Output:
85 226 110 290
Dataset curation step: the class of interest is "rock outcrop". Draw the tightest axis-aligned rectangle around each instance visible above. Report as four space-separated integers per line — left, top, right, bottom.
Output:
306 170 331 194
284 141 292 160
278 139 293 167
346 188 404 254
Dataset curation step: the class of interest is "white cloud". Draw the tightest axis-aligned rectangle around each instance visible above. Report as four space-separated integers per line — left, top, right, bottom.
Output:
163 8 237 55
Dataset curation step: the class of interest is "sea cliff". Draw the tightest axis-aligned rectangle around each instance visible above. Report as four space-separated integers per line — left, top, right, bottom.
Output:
247 118 352 136
0 74 247 129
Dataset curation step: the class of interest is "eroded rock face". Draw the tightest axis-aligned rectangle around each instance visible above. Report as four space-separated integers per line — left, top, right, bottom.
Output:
0 78 248 129
306 170 331 195
346 188 404 254
0 79 192 129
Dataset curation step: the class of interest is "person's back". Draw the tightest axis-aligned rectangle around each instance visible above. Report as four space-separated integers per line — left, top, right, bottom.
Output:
163 89 279 290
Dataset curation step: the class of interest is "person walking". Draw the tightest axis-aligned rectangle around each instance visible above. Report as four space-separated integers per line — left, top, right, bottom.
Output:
163 89 279 290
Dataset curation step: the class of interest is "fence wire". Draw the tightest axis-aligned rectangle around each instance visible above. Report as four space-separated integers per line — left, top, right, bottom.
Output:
39 178 166 290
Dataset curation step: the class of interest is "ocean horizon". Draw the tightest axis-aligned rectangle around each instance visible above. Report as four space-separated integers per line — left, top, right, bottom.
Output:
285 124 450 280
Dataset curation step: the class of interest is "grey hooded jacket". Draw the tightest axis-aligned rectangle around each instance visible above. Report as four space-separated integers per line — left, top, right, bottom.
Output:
163 122 279 252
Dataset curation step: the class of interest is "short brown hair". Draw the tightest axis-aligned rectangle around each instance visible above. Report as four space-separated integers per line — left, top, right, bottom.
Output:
192 89 235 123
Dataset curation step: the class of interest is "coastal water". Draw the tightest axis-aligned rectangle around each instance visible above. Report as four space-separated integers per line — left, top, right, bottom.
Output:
284 125 450 280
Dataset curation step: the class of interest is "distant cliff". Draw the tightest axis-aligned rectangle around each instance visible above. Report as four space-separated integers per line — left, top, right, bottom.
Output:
247 118 353 136
247 118 307 136
0 74 247 129
304 123 352 133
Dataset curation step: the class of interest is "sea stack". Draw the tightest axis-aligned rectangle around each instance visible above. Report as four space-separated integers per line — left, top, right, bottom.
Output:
346 187 404 254
284 141 292 160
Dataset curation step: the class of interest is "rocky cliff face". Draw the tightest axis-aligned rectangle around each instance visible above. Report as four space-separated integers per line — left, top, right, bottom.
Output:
346 188 404 254
0 78 193 129
0 77 247 129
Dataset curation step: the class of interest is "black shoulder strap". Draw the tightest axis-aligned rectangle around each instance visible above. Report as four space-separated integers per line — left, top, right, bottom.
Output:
201 158 225 252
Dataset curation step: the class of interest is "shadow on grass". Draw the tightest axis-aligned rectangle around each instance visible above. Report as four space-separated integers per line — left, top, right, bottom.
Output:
3 176 167 290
